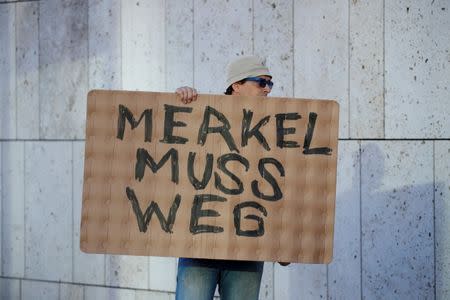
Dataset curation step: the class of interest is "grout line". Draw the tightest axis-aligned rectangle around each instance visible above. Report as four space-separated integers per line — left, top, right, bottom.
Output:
192 0 195 88
347 0 351 139
359 140 363 299
0 0 39 4
251 0 254 55
292 0 295 97
382 0 386 138
14 2 18 140
0 142 3 277
433 140 436 298
23 142 26 277
0 275 178 294
71 142 75 282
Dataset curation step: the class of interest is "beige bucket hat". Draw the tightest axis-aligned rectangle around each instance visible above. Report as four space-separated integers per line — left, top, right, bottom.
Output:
225 56 271 88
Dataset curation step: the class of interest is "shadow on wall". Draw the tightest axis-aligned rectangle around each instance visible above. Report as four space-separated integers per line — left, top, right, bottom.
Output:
360 142 434 299
279 142 436 300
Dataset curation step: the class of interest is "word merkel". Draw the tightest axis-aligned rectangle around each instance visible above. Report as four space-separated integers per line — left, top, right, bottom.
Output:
117 103 332 237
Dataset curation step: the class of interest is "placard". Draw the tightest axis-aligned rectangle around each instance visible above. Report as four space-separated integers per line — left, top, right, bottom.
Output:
80 90 339 263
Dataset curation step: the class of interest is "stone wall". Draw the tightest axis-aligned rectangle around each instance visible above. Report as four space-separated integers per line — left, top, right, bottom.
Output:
1 0 449 299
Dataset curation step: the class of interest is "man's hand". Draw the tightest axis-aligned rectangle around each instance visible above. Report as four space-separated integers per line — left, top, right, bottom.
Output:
175 86 198 104
278 262 290 266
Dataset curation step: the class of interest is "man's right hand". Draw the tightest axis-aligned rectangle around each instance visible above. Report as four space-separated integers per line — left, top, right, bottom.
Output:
175 86 198 104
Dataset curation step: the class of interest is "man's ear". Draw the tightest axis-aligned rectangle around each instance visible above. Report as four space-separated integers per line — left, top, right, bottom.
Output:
231 82 241 94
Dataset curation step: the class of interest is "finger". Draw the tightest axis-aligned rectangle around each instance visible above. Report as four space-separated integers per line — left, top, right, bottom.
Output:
192 89 198 101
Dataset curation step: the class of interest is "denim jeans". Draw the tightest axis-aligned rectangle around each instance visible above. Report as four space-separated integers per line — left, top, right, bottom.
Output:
175 258 264 300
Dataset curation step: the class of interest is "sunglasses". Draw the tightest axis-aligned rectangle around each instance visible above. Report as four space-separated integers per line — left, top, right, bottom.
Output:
244 77 274 89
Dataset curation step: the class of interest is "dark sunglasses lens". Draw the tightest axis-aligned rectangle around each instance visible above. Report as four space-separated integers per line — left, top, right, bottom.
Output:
258 79 273 89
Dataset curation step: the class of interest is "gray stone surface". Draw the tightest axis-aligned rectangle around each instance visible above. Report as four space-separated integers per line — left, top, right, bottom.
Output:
166 0 194 91
122 0 165 91
194 0 253 93
22 279 59 300
328 141 361 299
294 1 349 138
60 283 84 300
254 0 293 98
25 142 73 281
0 4 16 139
88 0 121 90
105 254 149 289
274 264 327 299
39 0 88 139
85 285 135 299
259 262 274 300
435 141 450 299
149 256 177 292
0 278 20 299
385 0 450 138
136 290 175 300
349 0 384 138
361 141 434 299
73 141 105 285
1 142 25 277
16 2 39 139
0 143 2 276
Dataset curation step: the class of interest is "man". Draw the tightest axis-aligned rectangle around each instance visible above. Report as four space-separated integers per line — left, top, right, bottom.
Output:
175 56 280 300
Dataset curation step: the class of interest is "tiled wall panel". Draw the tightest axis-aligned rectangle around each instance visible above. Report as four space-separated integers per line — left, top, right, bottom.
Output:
136 290 175 300
88 0 121 90
165 0 194 91
84 285 135 300
60 283 84 300
349 0 384 138
1 142 25 277
361 141 434 299
149 256 177 292
259 262 274 300
24 142 73 281
39 0 88 139
105 255 148 289
194 0 253 93
294 0 349 138
22 280 59 300
0 143 2 276
385 0 450 138
436 141 450 299
0 277 20 299
274 264 327 299
73 141 105 285
122 0 165 91
16 2 39 139
254 0 293 98
328 141 361 299
0 4 16 139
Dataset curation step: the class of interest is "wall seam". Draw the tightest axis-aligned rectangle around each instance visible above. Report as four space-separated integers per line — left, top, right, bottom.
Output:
192 0 195 88
382 0 386 138
347 0 351 139
71 142 74 282
292 0 295 97
23 142 26 278
433 140 436 298
0 142 3 277
251 0 254 55
359 140 363 299
37 0 40 139
14 2 18 139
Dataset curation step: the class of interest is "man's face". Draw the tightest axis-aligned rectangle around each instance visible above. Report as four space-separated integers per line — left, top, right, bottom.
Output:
231 75 272 97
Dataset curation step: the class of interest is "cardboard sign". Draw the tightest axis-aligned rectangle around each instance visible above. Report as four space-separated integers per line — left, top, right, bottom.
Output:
80 90 339 263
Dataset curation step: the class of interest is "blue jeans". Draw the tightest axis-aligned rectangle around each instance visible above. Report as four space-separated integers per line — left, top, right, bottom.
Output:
175 258 264 300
